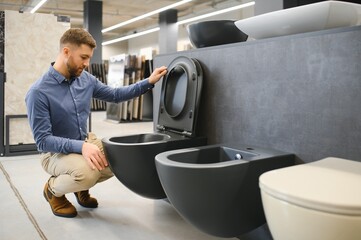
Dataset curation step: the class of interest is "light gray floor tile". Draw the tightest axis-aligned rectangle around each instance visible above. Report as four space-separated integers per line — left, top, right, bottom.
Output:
1 156 234 240
0 160 42 240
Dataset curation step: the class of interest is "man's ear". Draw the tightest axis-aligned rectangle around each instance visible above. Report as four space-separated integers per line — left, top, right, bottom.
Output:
63 46 70 57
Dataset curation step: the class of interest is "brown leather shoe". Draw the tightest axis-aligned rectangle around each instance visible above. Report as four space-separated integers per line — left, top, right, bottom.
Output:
43 181 77 218
74 190 98 208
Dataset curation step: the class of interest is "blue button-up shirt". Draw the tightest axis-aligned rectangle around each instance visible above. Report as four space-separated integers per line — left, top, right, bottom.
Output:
25 64 154 154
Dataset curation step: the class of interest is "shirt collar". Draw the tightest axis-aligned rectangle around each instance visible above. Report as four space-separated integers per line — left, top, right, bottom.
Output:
49 62 67 84
49 62 77 84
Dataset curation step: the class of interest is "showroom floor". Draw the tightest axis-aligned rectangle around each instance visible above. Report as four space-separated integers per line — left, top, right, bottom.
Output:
0 112 267 240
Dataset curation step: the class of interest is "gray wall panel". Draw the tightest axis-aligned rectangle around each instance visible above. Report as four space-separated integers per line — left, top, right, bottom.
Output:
154 26 361 163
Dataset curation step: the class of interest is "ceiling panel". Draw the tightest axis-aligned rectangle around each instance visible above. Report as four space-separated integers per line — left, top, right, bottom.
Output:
0 0 248 40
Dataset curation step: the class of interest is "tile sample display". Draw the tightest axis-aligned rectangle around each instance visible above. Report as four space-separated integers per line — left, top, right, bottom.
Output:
4 11 69 145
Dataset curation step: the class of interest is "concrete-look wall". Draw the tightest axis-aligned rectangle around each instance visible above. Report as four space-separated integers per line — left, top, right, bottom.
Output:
102 40 128 60
4 11 69 145
154 26 361 164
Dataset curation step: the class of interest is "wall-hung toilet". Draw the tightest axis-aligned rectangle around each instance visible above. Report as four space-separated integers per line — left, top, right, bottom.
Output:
155 144 295 237
102 56 207 199
259 157 361 240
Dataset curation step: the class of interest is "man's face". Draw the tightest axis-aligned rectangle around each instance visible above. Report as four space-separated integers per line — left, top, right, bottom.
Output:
65 44 93 78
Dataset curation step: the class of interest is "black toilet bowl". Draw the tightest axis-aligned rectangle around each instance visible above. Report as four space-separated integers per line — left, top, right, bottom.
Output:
102 133 206 199
102 56 206 199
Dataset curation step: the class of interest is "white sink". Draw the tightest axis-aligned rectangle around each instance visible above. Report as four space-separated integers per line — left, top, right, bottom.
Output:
235 1 361 39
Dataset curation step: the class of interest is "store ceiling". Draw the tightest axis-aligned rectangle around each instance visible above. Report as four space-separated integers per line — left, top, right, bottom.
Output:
0 0 247 41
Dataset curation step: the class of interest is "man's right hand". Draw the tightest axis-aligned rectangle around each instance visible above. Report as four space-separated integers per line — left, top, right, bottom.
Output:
148 66 167 84
82 142 108 171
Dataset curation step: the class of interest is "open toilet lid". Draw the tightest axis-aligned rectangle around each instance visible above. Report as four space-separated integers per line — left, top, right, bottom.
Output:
259 157 361 216
157 56 203 136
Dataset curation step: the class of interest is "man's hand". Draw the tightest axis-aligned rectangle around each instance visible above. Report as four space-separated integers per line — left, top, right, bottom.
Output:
148 66 167 84
82 142 108 171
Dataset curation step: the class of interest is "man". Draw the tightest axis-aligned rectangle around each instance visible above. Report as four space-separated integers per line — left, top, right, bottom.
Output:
25 28 167 218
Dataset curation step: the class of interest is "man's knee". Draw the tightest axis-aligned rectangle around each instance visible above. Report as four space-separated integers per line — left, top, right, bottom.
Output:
73 168 101 190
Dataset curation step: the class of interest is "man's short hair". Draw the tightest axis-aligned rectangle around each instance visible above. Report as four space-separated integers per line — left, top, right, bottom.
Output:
60 28 96 49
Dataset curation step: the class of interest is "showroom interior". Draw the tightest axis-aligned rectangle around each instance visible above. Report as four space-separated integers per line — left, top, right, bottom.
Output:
1 0 361 239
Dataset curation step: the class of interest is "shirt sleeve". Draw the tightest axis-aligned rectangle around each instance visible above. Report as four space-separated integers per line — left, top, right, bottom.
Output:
92 77 154 103
25 88 84 154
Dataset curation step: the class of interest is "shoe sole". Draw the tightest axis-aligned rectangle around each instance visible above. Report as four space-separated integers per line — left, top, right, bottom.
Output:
43 189 77 218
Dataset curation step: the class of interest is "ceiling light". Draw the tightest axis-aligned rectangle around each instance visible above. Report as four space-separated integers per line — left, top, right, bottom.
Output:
102 0 192 33
30 0 48 14
177 1 255 25
102 1 255 46
102 27 160 46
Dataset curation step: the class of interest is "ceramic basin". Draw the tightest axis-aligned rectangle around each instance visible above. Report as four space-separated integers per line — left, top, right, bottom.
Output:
187 20 248 48
235 1 361 39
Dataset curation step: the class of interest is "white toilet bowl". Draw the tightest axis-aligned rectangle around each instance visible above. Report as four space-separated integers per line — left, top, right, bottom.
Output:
259 157 361 240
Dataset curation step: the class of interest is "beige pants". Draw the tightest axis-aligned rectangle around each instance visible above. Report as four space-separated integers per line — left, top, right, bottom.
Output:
40 133 113 197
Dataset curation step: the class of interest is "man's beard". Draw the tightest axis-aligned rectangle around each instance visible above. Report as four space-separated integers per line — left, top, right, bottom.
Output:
66 56 84 78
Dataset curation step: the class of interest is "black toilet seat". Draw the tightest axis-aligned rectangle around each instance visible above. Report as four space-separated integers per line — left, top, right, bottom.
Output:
158 56 203 137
